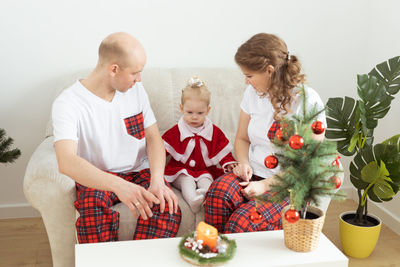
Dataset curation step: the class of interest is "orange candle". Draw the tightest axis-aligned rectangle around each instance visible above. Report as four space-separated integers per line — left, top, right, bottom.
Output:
196 221 218 249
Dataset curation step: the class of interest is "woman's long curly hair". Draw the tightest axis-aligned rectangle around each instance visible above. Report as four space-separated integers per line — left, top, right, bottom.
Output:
235 33 305 120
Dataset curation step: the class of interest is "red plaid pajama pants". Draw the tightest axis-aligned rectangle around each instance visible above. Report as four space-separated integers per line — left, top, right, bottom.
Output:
74 169 181 243
204 172 289 233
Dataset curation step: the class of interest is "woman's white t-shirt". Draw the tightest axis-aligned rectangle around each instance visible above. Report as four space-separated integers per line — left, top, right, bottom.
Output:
240 84 326 179
52 80 156 173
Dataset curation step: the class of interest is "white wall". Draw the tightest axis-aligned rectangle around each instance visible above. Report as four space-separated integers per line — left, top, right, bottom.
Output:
0 0 399 222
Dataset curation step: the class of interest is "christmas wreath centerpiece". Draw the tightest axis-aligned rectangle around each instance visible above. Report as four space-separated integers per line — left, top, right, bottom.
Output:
178 221 236 266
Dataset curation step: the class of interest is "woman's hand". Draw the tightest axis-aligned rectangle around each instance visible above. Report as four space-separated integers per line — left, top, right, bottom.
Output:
239 179 270 199
233 162 253 182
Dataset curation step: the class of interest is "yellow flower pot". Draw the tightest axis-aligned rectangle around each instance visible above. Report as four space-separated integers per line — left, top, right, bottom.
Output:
339 211 381 258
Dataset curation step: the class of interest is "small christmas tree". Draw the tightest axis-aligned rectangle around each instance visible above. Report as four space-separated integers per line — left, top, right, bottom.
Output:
257 86 345 220
0 128 21 164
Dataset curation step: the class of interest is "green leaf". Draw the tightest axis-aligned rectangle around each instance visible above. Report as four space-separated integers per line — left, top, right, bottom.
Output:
361 161 380 183
348 132 359 153
369 56 400 95
350 143 400 203
368 188 383 202
383 134 400 152
373 180 395 199
350 173 369 189
379 160 390 177
357 74 394 132
375 144 397 162
388 181 400 195
326 97 361 155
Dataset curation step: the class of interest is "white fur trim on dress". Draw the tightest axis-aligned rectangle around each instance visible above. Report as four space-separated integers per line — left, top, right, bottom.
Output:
200 141 233 167
178 117 213 142
164 169 213 183
164 140 195 164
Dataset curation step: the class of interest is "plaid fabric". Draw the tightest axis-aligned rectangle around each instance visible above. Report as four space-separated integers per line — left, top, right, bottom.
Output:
267 120 281 140
124 112 145 139
74 169 181 243
204 172 289 233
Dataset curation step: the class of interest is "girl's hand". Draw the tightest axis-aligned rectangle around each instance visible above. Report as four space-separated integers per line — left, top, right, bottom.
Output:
233 162 253 182
225 163 238 172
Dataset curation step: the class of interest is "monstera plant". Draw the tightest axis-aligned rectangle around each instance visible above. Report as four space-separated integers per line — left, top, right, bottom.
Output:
325 56 400 226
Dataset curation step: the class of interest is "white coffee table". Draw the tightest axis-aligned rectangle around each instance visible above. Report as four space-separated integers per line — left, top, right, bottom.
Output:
75 230 348 267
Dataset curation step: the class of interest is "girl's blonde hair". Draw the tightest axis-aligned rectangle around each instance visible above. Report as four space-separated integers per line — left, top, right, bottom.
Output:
181 77 211 106
234 33 306 120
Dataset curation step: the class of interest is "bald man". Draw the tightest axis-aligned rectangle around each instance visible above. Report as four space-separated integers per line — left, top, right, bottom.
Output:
52 32 181 243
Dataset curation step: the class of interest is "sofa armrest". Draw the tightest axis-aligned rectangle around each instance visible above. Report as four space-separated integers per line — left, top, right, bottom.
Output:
23 136 76 267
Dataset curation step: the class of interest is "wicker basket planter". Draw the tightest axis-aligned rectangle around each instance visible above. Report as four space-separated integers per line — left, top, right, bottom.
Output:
281 205 325 252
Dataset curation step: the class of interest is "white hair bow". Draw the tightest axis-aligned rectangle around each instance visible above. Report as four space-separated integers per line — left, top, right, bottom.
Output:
188 76 203 87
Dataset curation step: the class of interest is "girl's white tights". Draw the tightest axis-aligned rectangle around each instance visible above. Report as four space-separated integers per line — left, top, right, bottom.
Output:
172 174 212 213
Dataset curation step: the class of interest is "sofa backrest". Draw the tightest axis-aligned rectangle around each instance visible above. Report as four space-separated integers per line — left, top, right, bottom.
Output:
45 67 245 145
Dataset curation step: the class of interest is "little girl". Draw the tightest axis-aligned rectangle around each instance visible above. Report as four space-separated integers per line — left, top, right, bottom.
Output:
162 77 237 213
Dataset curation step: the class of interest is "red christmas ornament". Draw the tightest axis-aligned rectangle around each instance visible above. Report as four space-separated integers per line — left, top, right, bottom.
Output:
289 135 304 150
275 129 284 141
250 210 263 224
284 209 300 224
311 121 325 135
332 155 341 167
329 176 342 189
264 155 278 169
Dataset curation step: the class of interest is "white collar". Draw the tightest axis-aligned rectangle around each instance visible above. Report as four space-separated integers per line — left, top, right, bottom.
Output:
178 116 213 142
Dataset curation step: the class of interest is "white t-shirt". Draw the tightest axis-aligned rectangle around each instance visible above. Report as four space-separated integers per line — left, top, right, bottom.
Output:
240 84 326 179
52 80 156 173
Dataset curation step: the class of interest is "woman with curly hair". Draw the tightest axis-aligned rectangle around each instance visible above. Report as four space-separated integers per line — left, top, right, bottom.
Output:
204 33 326 233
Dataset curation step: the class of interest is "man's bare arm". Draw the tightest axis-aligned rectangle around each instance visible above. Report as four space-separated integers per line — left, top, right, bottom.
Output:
145 123 179 214
54 140 159 219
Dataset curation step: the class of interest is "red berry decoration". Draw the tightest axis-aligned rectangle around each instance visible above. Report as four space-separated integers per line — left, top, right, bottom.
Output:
311 121 325 135
329 176 342 189
289 135 304 150
250 210 263 224
284 208 300 224
264 155 278 169
275 129 284 141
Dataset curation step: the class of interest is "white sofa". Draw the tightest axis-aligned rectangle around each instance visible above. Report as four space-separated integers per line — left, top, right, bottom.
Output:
23 67 335 267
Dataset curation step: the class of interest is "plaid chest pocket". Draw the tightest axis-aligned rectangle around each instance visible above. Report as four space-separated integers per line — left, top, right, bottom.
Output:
124 112 145 140
267 121 281 140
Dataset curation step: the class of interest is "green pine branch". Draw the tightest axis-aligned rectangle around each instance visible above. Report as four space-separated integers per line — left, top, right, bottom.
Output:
0 128 21 164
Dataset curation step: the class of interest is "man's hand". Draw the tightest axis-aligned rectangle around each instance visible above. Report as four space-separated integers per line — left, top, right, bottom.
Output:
114 180 160 220
233 162 253 182
148 181 179 214
55 140 160 220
